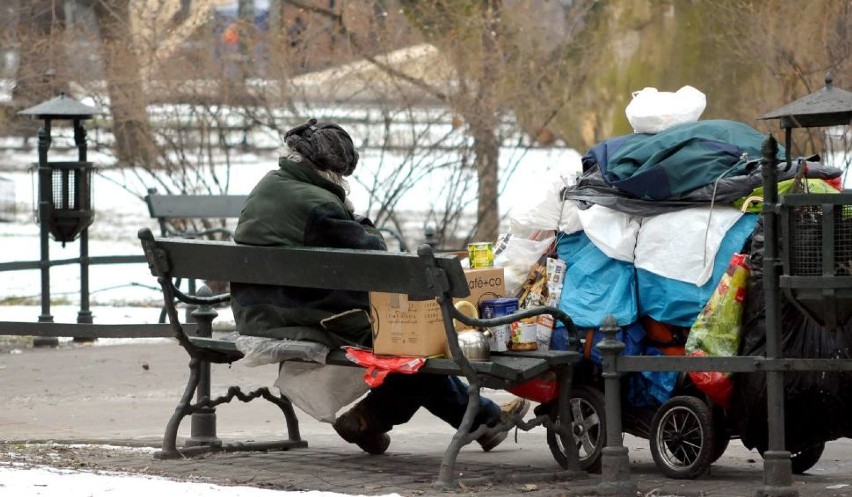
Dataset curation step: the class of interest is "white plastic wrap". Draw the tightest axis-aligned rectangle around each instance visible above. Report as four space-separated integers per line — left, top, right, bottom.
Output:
634 206 744 286
625 85 707 134
494 233 556 297
235 335 331 367
577 205 641 263
509 171 579 236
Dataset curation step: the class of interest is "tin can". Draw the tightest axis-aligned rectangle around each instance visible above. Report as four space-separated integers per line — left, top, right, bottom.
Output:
510 317 539 351
479 297 518 352
468 242 494 268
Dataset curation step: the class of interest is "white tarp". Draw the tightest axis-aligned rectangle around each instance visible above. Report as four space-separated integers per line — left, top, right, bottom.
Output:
634 206 744 286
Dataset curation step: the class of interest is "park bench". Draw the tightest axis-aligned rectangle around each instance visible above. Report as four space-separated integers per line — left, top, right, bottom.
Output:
137 227 584 488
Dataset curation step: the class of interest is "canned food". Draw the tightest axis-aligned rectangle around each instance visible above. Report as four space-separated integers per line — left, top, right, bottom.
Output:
479 297 518 352
510 317 539 351
468 242 494 268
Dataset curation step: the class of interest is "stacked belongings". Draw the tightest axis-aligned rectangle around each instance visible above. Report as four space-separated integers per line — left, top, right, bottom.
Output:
500 117 847 428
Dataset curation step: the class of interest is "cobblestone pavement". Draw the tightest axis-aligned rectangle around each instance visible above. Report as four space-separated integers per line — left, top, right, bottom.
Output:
2 341 852 496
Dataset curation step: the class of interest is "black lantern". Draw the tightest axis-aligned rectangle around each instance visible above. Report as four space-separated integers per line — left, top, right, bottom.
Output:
759 73 852 330
19 93 98 244
18 93 101 342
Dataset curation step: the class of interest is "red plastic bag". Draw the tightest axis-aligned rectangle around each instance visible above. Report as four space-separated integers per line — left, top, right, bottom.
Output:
687 350 734 407
343 347 426 388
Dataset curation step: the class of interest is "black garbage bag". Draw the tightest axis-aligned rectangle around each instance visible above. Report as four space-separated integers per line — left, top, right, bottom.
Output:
730 218 852 453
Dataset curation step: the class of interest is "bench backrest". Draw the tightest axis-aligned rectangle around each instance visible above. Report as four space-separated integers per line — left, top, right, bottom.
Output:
145 192 248 221
144 190 248 239
143 191 409 252
138 227 469 299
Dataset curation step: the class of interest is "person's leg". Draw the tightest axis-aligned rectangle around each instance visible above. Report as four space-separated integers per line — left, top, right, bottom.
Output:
335 373 529 453
355 374 486 430
420 376 530 452
352 374 500 431
420 375 501 430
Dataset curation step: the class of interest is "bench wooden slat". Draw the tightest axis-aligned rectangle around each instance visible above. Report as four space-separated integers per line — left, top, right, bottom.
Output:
323 349 554 383
0 321 186 339
146 194 248 219
151 237 470 298
184 339 562 385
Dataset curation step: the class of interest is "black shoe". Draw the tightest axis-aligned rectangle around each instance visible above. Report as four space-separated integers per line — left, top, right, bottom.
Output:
333 405 390 455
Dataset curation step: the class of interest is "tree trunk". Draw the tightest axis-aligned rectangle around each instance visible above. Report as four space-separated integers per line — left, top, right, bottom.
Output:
471 119 500 243
470 0 502 244
92 0 157 168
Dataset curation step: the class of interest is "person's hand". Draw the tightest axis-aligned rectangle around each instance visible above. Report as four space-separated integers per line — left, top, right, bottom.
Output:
353 214 376 228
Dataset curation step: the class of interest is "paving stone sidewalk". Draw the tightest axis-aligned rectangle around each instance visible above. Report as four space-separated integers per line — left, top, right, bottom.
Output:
2 342 852 496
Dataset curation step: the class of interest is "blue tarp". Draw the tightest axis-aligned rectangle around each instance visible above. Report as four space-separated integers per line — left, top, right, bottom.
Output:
556 213 758 329
637 213 758 327
556 231 638 328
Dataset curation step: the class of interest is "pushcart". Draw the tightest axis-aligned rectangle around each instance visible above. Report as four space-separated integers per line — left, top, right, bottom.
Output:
544 373 831 479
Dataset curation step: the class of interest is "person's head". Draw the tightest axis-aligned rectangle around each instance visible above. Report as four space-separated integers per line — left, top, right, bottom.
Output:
283 119 359 180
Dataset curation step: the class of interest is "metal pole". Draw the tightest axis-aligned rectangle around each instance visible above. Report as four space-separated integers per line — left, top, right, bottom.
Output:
75 228 93 323
35 123 57 347
74 121 94 335
757 134 796 497
596 315 635 497
186 285 221 448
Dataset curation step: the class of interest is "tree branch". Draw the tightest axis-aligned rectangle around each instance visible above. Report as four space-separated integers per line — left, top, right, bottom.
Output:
281 0 449 102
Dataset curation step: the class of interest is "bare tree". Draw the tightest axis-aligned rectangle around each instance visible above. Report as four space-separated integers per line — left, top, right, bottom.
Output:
90 0 159 168
11 0 69 134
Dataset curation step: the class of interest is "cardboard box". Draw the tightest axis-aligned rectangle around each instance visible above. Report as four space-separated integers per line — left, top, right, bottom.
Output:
370 267 505 357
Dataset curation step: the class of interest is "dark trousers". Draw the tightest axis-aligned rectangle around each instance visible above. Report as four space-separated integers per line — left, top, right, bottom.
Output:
361 374 501 433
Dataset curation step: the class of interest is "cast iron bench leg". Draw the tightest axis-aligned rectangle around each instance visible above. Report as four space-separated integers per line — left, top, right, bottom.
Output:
556 365 581 472
157 357 202 458
435 380 484 489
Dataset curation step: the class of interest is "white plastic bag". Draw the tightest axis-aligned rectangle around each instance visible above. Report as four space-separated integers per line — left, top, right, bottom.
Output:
274 362 369 423
509 170 579 237
625 85 707 133
493 233 556 297
235 335 330 366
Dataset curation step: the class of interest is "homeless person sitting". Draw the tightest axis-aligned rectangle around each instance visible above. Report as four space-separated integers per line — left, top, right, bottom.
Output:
230 118 529 455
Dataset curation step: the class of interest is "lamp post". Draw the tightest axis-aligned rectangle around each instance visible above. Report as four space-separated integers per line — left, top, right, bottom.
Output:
18 93 101 347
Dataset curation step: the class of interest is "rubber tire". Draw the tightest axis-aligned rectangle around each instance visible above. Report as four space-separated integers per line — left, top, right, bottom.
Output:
649 396 715 479
710 406 729 463
759 442 825 475
791 443 825 474
546 385 606 473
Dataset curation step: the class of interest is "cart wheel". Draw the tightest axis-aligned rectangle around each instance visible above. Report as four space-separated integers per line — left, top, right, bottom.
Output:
791 442 825 474
649 396 715 479
546 385 606 473
710 406 729 463
756 441 825 474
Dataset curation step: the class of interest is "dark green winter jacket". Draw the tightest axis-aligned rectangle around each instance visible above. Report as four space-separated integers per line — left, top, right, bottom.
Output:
231 157 386 348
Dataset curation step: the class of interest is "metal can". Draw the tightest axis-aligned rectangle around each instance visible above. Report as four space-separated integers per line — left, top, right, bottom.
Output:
479 297 518 352
467 242 494 268
510 317 539 351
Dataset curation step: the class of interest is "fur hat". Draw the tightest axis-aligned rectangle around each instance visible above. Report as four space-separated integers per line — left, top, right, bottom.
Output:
284 118 359 176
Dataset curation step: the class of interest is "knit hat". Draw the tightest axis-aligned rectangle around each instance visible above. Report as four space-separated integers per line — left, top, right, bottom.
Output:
284 118 359 176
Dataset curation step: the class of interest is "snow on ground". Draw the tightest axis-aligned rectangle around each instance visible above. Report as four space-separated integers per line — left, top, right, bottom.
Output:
0 463 399 497
0 144 582 311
